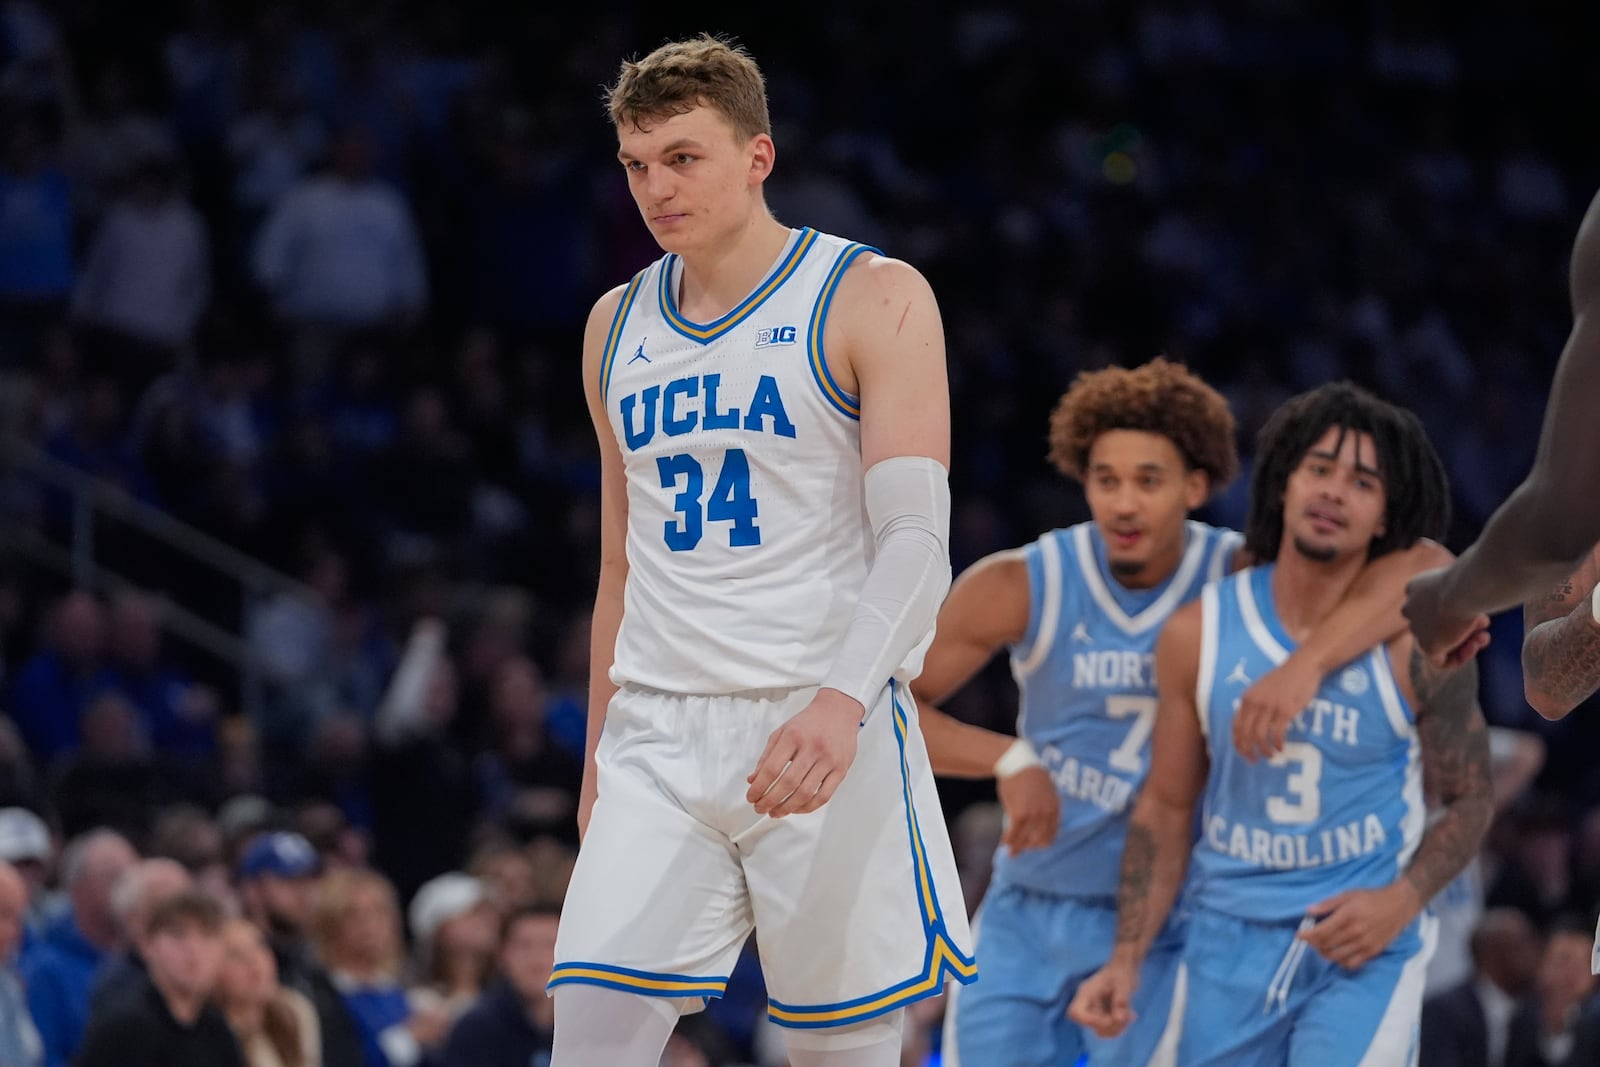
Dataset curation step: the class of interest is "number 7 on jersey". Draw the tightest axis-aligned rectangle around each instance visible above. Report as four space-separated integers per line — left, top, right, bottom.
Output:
1107 695 1158 775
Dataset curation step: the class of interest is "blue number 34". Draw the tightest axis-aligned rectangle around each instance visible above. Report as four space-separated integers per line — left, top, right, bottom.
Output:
657 448 761 550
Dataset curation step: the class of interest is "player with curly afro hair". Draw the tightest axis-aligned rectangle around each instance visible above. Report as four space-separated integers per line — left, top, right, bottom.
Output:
1042 357 1239 580
1047 357 1239 489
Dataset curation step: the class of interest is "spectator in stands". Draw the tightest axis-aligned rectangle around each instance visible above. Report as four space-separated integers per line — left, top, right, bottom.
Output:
465 841 533 913
49 690 168 840
237 831 363 1067
88 856 192 1015
311 867 450 1067
21 827 135 1067
252 124 426 382
0 111 73 343
0 806 54 945
0 719 37 813
243 549 339 745
215 915 320 1067
4 591 113 762
0 860 42 1067
292 801 367 874
472 656 578 827
438 903 556 1067
103 592 218 757
1490 800 1587 932
59 62 176 226
407 873 496 1020
1506 915 1600 1067
1421 908 1543 1067
149 804 231 901
42 373 157 507
72 153 210 390
370 385 474 560
73 888 245 1067
227 75 326 240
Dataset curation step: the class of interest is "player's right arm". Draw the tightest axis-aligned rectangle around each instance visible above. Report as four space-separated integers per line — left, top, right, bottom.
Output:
1404 188 1600 655
911 550 1059 853
912 549 1029 776
1069 600 1210 1039
578 284 631 843
1520 545 1600 720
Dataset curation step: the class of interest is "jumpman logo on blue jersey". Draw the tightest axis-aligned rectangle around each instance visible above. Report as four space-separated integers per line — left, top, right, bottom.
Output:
1070 621 1092 644
628 339 650 364
1226 658 1252 686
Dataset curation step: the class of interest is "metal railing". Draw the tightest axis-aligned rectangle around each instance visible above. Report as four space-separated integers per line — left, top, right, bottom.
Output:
1 435 321 721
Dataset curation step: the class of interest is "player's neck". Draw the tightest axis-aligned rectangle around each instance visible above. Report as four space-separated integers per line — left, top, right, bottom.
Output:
673 213 792 322
1269 548 1366 643
1110 533 1185 591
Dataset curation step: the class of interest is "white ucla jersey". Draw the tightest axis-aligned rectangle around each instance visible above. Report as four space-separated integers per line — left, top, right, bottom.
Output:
602 227 900 694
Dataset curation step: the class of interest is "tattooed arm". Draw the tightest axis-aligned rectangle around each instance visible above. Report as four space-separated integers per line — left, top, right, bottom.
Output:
1402 642 1494 904
1068 602 1210 1037
1521 546 1600 720
1300 636 1492 971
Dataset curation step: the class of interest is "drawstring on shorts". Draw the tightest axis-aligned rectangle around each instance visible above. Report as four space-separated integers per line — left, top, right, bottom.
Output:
1264 916 1317 1014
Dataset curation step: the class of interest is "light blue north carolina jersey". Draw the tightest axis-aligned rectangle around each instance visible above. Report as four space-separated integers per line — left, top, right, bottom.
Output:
994 520 1241 897
1190 565 1426 924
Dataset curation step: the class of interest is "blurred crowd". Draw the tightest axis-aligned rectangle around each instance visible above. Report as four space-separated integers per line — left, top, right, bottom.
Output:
1 1 1599 1064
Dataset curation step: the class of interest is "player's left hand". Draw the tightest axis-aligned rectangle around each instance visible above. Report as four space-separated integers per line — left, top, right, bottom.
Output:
1299 882 1421 971
1403 569 1492 668
1233 658 1319 763
998 766 1059 855
747 688 862 817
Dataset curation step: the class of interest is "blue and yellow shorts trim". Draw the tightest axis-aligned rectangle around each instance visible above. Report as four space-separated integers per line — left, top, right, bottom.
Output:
767 932 977 1028
546 961 729 1000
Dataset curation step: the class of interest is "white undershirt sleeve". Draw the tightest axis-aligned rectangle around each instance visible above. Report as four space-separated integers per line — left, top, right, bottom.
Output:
821 455 952 710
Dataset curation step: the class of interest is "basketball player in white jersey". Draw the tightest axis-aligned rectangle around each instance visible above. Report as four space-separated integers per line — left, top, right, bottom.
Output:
547 35 973 1067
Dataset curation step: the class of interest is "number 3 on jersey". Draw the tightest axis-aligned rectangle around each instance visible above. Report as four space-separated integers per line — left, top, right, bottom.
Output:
657 449 760 550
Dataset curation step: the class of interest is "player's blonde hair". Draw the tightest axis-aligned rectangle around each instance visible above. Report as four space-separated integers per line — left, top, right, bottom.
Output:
607 34 771 143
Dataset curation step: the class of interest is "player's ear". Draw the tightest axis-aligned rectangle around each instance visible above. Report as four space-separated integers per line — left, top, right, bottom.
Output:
1184 468 1209 510
748 133 775 185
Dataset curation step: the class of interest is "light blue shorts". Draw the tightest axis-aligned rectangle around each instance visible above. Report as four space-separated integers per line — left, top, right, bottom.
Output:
944 883 1184 1067
1178 906 1436 1067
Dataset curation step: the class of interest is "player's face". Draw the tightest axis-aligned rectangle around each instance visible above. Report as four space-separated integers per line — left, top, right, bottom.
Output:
1084 429 1209 586
616 106 774 255
1281 425 1387 563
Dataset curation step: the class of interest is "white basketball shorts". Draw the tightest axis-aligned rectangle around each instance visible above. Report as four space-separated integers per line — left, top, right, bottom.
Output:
549 680 976 1029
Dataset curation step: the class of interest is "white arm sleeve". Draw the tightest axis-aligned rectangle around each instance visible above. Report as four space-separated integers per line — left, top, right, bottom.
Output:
822 455 952 710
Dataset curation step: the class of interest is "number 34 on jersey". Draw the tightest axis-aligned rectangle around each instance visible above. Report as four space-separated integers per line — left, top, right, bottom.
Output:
617 371 798 552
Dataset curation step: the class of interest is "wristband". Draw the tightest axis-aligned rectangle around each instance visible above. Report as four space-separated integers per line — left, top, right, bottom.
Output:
993 738 1043 779
1590 582 1600 625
